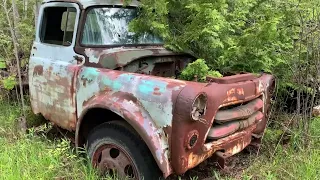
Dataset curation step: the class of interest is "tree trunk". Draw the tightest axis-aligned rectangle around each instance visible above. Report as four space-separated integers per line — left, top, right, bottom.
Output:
12 0 21 41
24 0 28 19
34 0 40 28
3 0 27 133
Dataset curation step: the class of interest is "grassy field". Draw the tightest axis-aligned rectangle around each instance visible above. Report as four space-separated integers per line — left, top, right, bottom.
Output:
0 100 102 180
243 118 320 180
0 100 319 180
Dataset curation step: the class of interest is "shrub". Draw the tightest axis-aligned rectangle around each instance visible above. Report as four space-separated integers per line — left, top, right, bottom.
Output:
179 59 222 82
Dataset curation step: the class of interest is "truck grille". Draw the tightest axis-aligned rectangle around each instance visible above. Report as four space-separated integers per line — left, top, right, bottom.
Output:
207 98 264 140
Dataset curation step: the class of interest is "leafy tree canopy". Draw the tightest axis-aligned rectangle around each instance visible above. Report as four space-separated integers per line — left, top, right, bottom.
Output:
129 0 320 78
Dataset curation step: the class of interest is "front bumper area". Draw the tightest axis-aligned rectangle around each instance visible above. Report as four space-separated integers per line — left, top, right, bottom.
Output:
188 124 257 170
170 74 274 175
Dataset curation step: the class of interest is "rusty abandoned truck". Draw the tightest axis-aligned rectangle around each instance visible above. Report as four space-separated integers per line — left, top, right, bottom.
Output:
29 0 275 179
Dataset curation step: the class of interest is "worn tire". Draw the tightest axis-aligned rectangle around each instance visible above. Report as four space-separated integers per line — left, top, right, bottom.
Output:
86 122 163 180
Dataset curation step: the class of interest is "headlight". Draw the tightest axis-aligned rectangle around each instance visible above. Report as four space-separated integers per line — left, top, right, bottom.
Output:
191 93 207 121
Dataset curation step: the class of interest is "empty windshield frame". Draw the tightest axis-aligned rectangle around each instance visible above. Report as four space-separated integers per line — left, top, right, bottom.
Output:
79 6 164 48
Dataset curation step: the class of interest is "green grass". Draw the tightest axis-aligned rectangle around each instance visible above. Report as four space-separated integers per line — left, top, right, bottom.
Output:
0 101 102 180
243 146 320 180
243 118 320 180
0 136 99 180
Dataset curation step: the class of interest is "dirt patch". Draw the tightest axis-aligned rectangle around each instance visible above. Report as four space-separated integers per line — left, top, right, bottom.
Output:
166 147 259 180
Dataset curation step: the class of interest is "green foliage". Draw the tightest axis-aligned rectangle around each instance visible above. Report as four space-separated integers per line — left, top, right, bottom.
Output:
0 0 35 72
0 100 21 130
309 117 320 147
0 58 5 69
179 59 222 82
263 128 284 145
0 101 102 180
130 0 319 78
207 70 223 78
243 120 320 180
0 136 101 180
1 76 17 90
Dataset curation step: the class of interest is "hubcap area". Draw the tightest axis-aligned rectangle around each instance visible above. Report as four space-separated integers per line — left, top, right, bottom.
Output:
92 144 138 179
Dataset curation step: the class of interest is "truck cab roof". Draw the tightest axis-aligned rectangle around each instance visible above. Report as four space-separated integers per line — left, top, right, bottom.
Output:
42 0 140 9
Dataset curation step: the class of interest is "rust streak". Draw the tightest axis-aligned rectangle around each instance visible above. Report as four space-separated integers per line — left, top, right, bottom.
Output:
33 65 44 76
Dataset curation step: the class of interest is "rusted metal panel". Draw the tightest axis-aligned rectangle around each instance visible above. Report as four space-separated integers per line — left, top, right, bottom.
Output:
188 125 256 171
208 111 264 139
29 60 79 130
76 67 187 177
170 74 274 174
215 98 263 123
252 75 275 135
82 47 184 70
29 2 82 131
206 73 258 84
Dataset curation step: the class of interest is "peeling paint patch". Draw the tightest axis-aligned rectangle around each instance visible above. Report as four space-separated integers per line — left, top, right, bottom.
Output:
76 67 187 176
33 65 44 76
85 48 100 63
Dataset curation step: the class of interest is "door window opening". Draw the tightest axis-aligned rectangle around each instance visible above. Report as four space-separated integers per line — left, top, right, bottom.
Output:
40 7 76 46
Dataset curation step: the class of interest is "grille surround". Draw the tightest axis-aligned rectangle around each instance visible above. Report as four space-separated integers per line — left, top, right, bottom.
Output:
207 97 264 140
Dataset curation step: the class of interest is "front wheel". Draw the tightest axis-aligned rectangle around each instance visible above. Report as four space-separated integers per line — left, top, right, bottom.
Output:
86 122 162 180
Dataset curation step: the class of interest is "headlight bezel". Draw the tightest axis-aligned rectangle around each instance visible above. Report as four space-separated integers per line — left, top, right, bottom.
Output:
190 93 208 121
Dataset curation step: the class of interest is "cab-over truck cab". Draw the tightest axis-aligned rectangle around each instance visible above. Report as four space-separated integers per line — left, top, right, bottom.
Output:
29 0 275 179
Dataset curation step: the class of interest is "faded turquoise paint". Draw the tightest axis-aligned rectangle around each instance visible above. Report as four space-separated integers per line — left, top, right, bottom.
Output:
82 67 99 77
138 79 167 95
96 72 168 97
77 66 188 178
81 67 100 83
100 73 137 92
80 67 171 102
101 76 122 91
119 73 135 82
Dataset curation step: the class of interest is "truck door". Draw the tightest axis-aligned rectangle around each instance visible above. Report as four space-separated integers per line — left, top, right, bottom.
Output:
28 2 82 131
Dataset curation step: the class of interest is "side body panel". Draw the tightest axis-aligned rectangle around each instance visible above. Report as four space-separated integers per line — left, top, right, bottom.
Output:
29 2 82 130
76 67 186 176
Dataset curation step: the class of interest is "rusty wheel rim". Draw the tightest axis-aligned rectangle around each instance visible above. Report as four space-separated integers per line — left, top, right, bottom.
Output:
92 144 139 179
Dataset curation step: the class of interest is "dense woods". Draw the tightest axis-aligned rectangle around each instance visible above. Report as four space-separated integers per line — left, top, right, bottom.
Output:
0 0 319 179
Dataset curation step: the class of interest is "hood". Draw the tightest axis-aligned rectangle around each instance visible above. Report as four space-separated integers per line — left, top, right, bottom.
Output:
83 46 188 69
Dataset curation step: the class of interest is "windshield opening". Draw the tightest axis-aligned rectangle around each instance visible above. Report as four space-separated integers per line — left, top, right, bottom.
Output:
82 7 163 46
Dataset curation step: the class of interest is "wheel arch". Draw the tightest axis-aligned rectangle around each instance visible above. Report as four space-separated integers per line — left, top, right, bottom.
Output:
76 103 172 178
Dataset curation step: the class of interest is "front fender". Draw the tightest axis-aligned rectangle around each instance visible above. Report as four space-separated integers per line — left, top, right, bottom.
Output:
75 92 173 177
